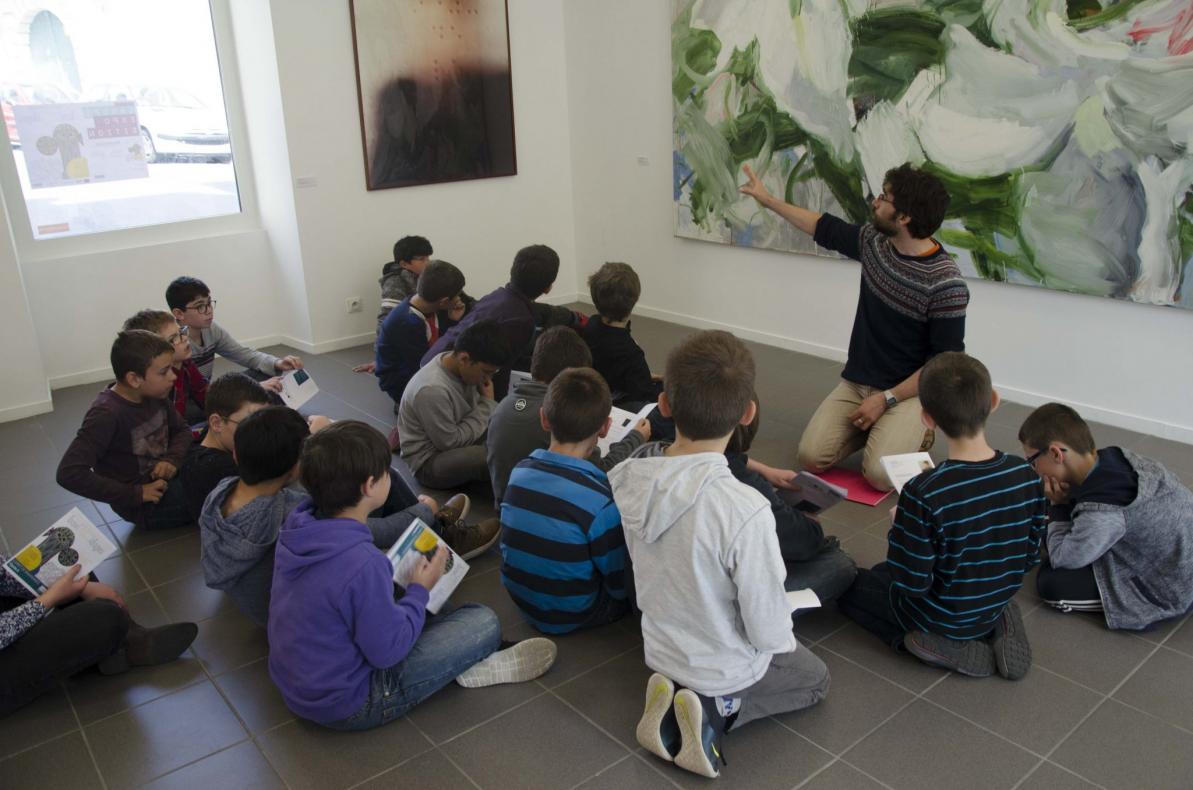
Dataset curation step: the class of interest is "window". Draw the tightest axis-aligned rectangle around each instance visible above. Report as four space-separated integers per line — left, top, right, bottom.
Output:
0 1 240 240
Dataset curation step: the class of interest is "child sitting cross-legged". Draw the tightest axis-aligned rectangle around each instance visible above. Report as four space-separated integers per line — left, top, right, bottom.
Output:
180 372 272 523
57 330 193 531
1019 403 1193 630
267 421 556 730
487 326 648 505
500 367 632 634
200 406 461 626
612 330 830 778
838 352 1046 679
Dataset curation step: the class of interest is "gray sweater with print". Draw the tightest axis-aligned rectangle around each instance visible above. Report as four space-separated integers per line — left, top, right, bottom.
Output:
486 379 646 503
397 352 495 475
1047 449 1193 630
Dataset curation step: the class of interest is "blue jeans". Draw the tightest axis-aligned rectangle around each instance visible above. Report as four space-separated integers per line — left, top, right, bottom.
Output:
325 603 502 731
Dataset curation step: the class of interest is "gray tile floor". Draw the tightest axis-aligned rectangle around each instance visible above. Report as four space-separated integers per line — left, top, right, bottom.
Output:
2 306 1193 789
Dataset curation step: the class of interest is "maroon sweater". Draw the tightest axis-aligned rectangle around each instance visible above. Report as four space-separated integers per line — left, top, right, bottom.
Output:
56 386 192 525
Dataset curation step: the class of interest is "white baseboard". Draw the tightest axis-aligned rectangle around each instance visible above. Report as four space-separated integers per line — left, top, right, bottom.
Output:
631 301 1193 446
632 302 848 363
0 397 54 422
277 332 375 355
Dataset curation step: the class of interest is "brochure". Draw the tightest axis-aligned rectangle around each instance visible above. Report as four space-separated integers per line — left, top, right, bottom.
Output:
786 588 822 613
596 403 657 456
3 507 117 596
880 452 936 495
386 518 469 613
279 369 318 410
776 471 847 514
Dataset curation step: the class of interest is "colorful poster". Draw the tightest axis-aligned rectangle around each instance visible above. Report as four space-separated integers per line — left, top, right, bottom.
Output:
13 100 149 188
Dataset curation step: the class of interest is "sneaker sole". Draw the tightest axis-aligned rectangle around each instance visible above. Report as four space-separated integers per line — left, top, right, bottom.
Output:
673 689 719 778
458 526 501 561
904 633 995 678
636 673 676 763
456 638 557 688
993 602 1032 680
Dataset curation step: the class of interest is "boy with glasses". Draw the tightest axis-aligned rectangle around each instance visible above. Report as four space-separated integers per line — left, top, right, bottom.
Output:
166 276 303 392
1019 403 1193 630
122 309 207 425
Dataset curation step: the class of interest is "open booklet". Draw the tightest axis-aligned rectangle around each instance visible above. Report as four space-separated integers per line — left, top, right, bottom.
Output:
3 507 118 596
386 518 469 614
787 588 821 613
776 471 848 514
880 452 936 495
279 369 318 410
596 402 657 456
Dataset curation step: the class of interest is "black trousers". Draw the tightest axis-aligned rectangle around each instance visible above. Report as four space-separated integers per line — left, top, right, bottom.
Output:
0 598 130 717
837 563 905 650
1036 560 1102 610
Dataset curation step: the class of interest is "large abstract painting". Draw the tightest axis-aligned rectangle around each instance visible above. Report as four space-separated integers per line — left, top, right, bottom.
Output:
350 0 516 190
672 0 1193 309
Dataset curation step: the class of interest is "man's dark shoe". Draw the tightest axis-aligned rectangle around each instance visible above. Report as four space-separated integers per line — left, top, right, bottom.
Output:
904 631 995 677
435 494 471 530
441 516 500 561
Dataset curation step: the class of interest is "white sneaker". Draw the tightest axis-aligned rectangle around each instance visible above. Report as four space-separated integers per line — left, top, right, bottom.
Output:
455 638 557 688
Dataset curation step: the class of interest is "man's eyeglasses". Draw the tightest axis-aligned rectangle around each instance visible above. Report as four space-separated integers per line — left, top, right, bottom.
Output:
165 325 189 345
186 299 217 314
868 192 895 205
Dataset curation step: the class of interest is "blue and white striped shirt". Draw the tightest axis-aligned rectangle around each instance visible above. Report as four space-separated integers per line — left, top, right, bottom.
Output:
500 449 628 634
887 452 1046 639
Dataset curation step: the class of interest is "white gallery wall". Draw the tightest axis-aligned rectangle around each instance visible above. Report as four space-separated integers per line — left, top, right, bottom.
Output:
0 0 1190 447
562 0 1193 444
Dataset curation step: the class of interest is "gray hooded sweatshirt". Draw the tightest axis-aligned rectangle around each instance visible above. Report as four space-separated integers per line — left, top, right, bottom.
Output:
200 477 433 627
609 445 797 696
1048 449 1193 630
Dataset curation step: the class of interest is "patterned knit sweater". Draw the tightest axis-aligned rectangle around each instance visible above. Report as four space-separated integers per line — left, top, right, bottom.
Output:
814 214 969 389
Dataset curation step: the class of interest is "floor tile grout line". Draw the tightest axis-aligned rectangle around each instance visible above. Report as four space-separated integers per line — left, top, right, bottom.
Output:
1010 635 1169 789
832 756 901 790
543 686 684 790
66 685 110 790
69 672 210 730
431 746 485 790
816 641 949 698
134 736 257 788
562 751 635 790
789 757 842 790
432 688 549 748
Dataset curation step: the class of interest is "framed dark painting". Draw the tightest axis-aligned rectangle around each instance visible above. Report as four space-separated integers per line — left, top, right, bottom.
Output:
349 0 517 190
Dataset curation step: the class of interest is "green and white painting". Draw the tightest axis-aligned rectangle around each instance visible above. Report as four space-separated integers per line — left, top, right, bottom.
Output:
672 0 1193 309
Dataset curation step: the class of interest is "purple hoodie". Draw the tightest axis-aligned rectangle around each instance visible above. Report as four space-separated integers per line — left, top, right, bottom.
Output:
267 498 429 724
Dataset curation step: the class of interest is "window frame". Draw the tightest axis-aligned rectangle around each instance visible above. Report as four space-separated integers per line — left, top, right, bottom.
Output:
0 0 258 261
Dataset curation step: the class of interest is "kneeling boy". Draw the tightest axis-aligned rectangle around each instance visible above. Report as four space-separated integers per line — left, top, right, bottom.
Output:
1019 403 1193 630
611 331 829 778
838 352 1046 679
267 421 556 730
500 368 631 633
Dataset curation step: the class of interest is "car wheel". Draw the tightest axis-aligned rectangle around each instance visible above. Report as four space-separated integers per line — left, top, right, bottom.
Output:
141 127 157 163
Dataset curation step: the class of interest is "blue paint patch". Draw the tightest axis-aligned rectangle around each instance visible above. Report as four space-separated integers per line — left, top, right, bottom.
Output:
673 151 693 201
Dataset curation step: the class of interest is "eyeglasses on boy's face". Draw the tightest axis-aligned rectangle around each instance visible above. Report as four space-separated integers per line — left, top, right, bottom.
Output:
1026 447 1066 469
165 325 189 345
185 299 217 314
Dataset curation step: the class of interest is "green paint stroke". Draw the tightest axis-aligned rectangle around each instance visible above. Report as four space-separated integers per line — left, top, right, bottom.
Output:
849 8 946 103
672 3 721 103
1069 0 1149 31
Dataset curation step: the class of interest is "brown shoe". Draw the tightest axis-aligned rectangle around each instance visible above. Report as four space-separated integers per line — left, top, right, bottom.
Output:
441 516 501 561
435 493 471 529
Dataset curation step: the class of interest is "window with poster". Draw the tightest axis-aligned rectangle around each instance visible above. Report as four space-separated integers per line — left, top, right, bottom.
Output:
0 0 241 241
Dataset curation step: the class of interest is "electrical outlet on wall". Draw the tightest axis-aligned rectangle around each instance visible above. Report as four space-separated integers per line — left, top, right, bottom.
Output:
346 296 362 314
